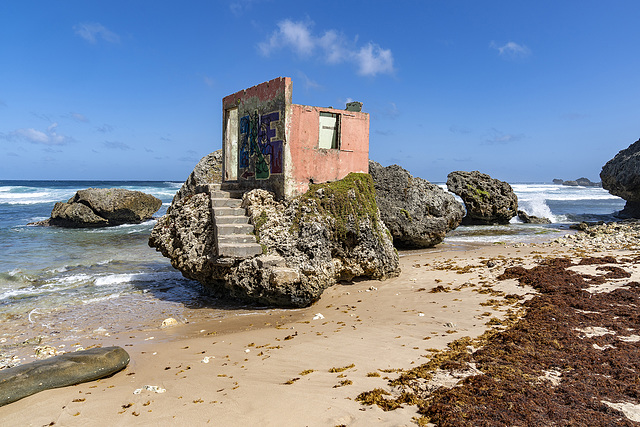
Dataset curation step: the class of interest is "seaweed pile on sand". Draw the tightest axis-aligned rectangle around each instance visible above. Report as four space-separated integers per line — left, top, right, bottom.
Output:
357 255 640 426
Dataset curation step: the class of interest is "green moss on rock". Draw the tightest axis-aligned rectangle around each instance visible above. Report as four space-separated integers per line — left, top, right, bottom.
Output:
295 173 380 240
466 184 490 202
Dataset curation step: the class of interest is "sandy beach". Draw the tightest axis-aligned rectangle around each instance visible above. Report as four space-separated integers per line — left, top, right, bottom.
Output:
2 232 640 426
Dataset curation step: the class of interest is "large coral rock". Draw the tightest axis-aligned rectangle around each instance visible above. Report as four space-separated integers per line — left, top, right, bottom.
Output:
47 188 162 228
368 160 464 247
600 138 640 217
171 150 222 208
149 173 400 307
50 201 108 227
446 171 518 225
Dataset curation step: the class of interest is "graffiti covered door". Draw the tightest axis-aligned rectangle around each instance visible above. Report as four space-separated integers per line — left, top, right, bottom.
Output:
224 108 239 181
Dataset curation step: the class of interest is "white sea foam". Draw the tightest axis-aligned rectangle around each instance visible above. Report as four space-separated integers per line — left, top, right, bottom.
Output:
0 187 76 205
46 266 69 273
518 195 558 222
0 288 35 300
94 274 140 286
512 184 621 201
57 274 93 284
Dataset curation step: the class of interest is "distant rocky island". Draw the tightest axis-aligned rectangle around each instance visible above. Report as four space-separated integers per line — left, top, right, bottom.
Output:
552 177 602 187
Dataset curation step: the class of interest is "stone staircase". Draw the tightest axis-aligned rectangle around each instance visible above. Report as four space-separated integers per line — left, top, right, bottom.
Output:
207 184 263 259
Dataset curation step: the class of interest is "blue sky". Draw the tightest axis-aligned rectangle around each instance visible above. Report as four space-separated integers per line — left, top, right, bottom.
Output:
1 1 639 183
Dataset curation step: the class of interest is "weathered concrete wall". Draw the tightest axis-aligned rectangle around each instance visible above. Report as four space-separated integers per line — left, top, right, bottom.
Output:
286 104 369 197
221 77 369 199
222 77 292 199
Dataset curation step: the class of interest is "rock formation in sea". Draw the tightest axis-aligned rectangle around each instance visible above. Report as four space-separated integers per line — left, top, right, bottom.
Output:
170 150 222 208
368 160 464 247
149 173 399 307
446 170 518 225
600 137 640 218
37 188 162 228
517 210 551 224
553 177 601 187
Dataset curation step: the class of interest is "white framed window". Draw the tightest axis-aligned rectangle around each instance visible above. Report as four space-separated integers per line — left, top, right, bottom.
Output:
318 112 340 149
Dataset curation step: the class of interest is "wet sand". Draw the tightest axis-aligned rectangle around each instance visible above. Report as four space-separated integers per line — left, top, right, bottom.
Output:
1 239 639 426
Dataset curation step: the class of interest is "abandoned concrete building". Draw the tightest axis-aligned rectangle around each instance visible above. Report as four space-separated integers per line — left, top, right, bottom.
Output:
222 77 370 199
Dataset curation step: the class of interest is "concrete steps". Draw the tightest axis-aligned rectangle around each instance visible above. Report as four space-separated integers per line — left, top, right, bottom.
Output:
207 184 262 259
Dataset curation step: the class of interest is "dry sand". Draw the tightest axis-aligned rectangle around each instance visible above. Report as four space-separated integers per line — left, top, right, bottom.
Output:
1 241 637 426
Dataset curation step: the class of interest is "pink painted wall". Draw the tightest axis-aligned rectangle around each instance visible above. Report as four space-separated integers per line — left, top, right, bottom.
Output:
221 77 370 199
286 104 369 197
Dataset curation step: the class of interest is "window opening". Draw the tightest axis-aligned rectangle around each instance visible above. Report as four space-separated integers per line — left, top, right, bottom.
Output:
318 112 340 149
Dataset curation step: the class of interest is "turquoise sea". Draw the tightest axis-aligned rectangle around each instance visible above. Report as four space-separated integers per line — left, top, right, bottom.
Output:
0 180 626 350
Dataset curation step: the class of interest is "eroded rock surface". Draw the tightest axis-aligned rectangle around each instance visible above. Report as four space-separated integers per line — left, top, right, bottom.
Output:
368 161 464 247
447 170 518 225
39 188 162 228
149 173 399 307
517 210 551 224
601 138 640 218
171 150 222 208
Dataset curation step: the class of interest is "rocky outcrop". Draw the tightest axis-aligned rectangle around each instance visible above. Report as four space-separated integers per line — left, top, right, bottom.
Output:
149 173 399 307
368 161 464 247
446 171 518 225
553 178 601 187
517 210 551 224
601 138 640 218
575 177 600 187
171 150 222 208
39 188 162 228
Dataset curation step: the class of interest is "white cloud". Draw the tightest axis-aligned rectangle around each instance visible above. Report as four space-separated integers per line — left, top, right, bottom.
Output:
16 128 48 143
203 75 215 88
259 20 395 77
297 71 322 91
490 41 531 59
484 128 524 145
356 43 394 76
69 112 89 122
259 20 315 56
12 122 69 145
318 30 348 64
74 23 120 44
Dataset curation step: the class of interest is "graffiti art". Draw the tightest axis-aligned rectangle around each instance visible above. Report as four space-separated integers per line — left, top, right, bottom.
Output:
239 110 283 180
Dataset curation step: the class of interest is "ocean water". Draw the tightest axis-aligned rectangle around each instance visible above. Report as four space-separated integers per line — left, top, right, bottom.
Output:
0 181 269 349
0 181 626 345
443 183 626 245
